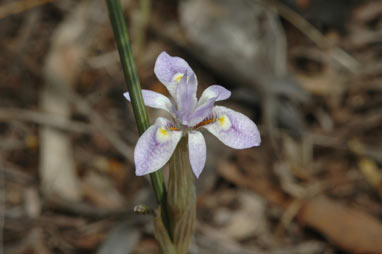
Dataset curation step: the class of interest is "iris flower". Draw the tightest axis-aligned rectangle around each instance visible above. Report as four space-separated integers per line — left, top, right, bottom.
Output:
124 52 261 178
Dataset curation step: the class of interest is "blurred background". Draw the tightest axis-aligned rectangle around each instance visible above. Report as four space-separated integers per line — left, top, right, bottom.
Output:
1 0 381 253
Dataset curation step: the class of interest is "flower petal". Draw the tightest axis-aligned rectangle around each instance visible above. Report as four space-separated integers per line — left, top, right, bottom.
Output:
203 106 261 149
124 90 172 113
154 51 195 97
134 117 182 176
188 97 216 127
175 73 198 125
198 85 231 105
188 131 206 178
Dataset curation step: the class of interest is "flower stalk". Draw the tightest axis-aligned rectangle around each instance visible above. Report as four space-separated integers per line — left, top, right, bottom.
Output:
167 137 196 253
105 0 169 232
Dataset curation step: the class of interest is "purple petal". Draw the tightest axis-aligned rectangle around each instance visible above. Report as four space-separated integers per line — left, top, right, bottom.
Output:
188 97 216 127
124 90 172 113
203 106 261 149
198 85 231 105
175 73 198 125
154 51 195 97
188 131 206 178
134 117 182 176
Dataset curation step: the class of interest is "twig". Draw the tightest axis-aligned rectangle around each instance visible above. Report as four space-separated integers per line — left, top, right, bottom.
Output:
3 165 34 184
43 195 135 219
309 132 382 163
262 0 360 72
0 107 89 133
0 0 53 19
56 87 135 162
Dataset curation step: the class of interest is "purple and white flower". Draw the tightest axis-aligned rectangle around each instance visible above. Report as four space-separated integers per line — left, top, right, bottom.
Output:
124 52 261 178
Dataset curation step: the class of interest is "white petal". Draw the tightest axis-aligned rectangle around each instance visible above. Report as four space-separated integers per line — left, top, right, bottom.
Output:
124 90 172 113
154 51 195 98
203 106 261 149
188 97 216 127
198 85 231 106
188 131 206 178
134 117 182 176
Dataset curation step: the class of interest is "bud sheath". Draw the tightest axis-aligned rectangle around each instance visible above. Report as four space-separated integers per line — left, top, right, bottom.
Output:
167 137 196 254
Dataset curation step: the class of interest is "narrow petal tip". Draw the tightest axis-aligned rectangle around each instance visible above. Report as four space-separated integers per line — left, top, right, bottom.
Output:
188 131 207 178
198 85 231 105
123 92 131 101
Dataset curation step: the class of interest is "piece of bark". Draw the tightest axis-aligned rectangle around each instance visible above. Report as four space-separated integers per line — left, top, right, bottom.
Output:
298 196 382 254
39 1 100 202
40 88 80 201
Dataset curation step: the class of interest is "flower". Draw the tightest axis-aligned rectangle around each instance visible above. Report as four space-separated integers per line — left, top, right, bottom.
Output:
124 52 261 178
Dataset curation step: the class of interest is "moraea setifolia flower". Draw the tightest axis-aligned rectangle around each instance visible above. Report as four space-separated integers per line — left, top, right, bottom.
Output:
124 52 261 178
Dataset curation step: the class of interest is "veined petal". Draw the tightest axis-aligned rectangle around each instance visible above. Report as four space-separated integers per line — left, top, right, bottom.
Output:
203 106 261 149
198 85 231 105
188 131 206 178
134 117 182 176
154 51 195 98
188 97 216 127
124 90 172 113
175 73 198 125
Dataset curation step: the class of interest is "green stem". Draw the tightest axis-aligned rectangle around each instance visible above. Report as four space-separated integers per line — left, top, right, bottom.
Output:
167 137 196 253
105 0 169 231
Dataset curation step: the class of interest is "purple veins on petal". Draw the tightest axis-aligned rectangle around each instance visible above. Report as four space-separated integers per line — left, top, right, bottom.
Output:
134 117 182 176
175 72 198 125
203 106 261 149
